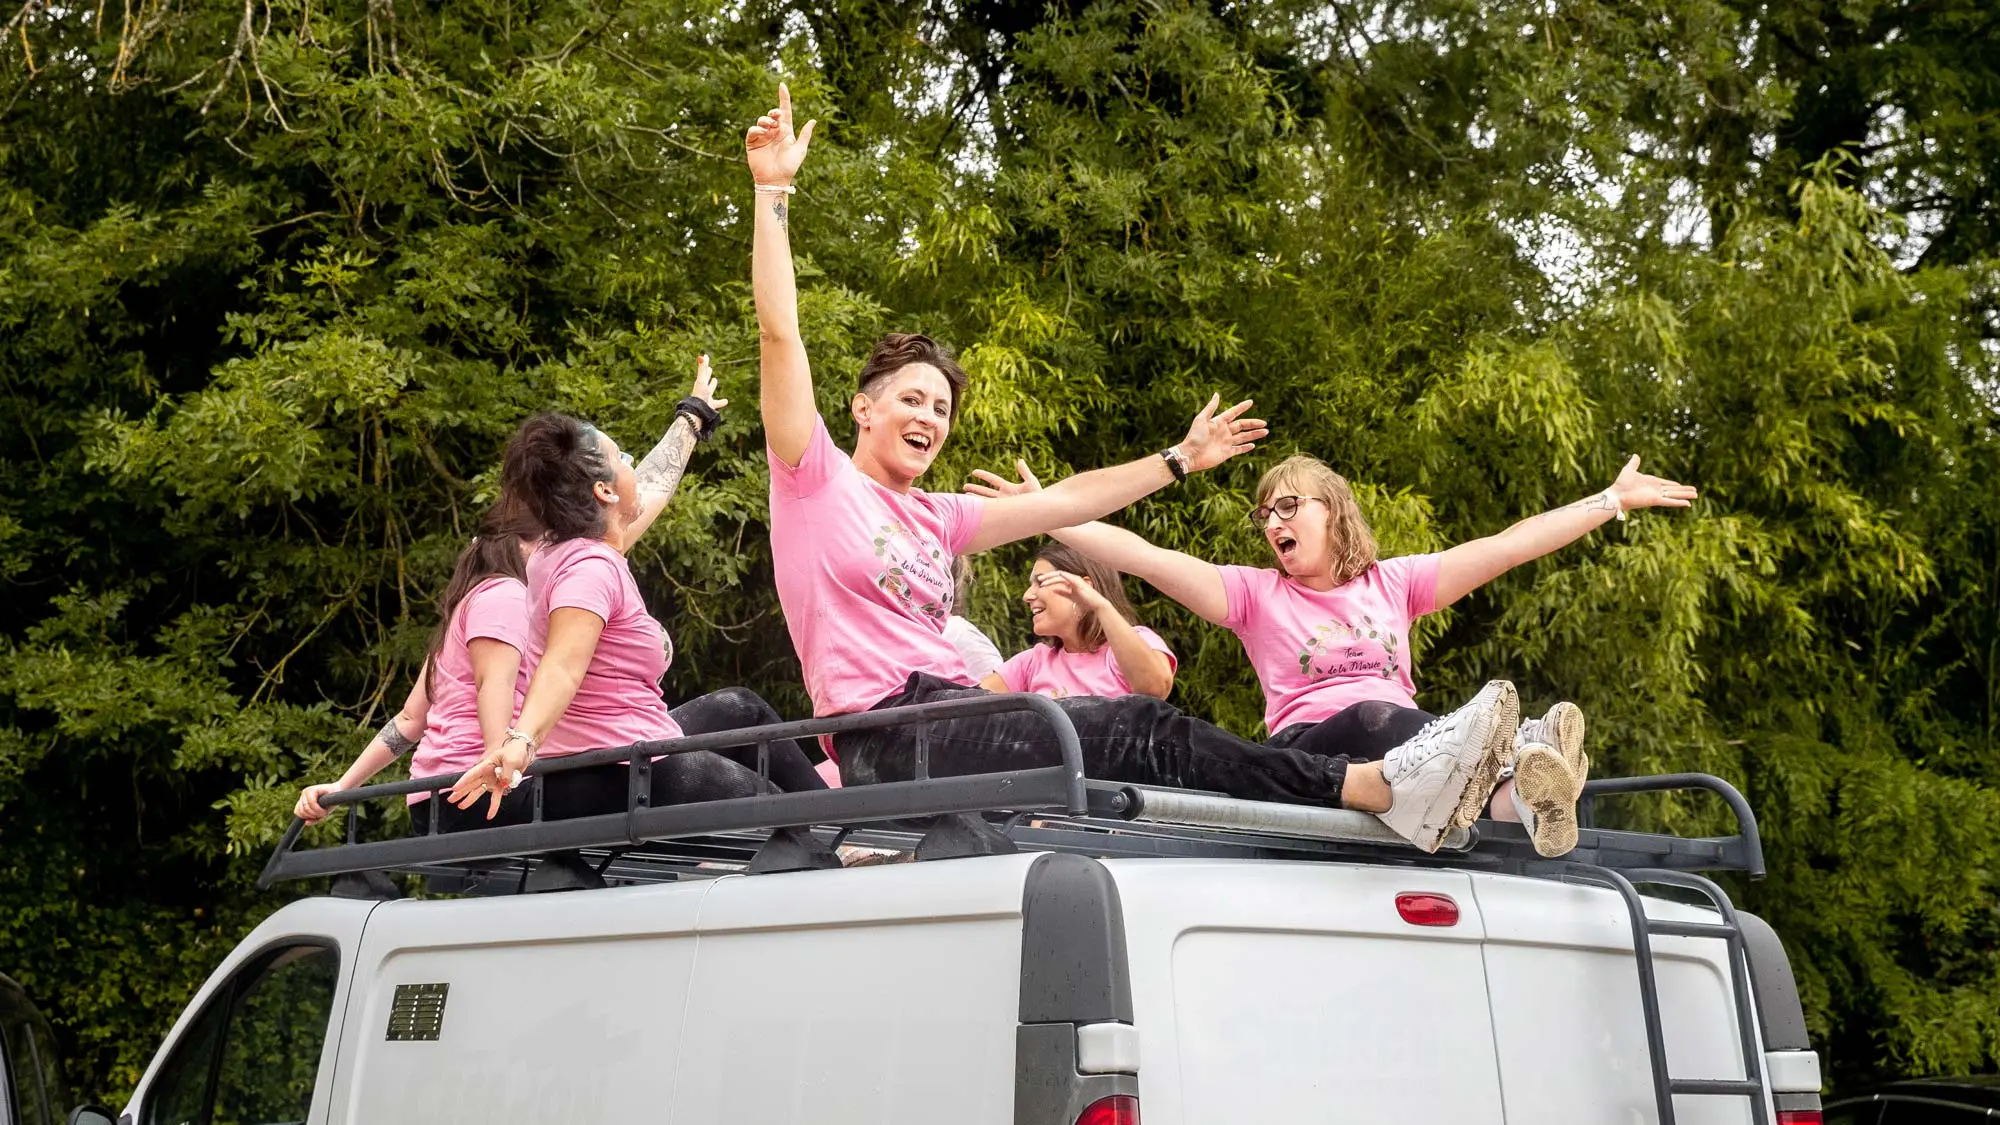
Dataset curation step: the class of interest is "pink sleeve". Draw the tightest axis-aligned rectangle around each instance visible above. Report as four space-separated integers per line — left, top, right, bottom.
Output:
996 647 1039 694
1217 565 1266 632
1132 626 1180 675
926 491 987 555
461 579 529 651
1382 554 1442 618
767 415 846 500
547 549 625 624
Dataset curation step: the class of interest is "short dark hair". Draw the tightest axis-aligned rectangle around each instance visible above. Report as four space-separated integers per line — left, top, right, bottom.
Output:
1034 542 1142 653
858 333 969 421
499 412 611 544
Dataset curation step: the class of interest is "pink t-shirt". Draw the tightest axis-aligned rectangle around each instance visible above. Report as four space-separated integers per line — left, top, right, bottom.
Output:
523 537 682 756
409 576 531 803
1218 555 1441 734
996 627 1178 700
769 417 987 716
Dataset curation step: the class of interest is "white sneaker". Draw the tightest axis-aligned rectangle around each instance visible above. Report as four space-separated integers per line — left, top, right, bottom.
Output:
1509 703 1588 857
1376 681 1510 852
1446 681 1519 831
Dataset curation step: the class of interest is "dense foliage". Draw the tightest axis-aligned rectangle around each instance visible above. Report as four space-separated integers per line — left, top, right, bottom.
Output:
0 0 1994 1101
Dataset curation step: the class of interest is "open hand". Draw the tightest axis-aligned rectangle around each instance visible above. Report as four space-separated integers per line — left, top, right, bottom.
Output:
295 783 341 825
966 459 1043 498
445 741 533 821
690 354 729 413
745 83 816 187
1035 569 1109 612
1176 395 1266 473
1609 455 1698 512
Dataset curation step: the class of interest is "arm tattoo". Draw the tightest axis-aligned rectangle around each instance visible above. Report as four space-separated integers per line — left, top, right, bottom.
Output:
1537 490 1620 519
379 719 418 757
772 198 788 232
634 415 701 509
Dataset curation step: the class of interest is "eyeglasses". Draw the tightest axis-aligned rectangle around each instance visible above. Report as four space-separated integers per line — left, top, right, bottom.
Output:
1248 495 1324 523
615 451 634 469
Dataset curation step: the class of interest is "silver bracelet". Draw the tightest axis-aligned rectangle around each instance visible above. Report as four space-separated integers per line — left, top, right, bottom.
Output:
378 720 418 757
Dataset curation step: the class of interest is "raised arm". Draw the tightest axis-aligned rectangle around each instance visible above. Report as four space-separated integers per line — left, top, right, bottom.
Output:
621 355 728 550
746 83 819 467
962 395 1266 554
295 675 429 823
1434 455 1697 606
967 461 1230 624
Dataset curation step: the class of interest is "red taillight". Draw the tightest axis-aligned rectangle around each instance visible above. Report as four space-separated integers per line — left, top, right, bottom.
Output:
1396 892 1460 926
1775 1112 1821 1125
1075 1094 1139 1125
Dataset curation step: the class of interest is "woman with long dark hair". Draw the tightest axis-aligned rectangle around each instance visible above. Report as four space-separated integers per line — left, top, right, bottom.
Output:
293 504 532 826
444 371 825 824
978 542 1175 701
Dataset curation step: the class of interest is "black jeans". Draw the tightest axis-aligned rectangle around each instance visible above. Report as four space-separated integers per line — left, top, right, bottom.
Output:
1268 700 1437 765
413 687 818 835
834 673 1350 807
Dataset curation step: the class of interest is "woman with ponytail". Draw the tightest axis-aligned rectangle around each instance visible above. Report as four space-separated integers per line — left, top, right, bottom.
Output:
293 504 533 828
444 358 826 825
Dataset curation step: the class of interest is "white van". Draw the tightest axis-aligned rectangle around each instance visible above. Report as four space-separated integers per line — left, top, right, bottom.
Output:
79 696 1824 1125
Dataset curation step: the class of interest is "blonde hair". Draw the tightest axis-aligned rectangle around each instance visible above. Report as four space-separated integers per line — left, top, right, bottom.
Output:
1254 454 1378 585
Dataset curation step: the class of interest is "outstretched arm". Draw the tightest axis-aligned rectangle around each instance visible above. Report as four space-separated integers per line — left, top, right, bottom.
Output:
621 355 729 550
1434 455 1697 606
967 461 1230 624
747 83 819 467
295 675 429 823
963 395 1267 554
445 608 605 816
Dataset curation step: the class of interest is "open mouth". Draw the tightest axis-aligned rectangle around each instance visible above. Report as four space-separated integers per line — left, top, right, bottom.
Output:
1274 533 1298 559
903 433 933 452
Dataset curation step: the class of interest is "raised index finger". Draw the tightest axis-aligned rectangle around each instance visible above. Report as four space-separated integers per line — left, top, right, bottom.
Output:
779 83 793 130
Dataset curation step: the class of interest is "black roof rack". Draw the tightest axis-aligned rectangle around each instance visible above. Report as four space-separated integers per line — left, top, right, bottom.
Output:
259 694 1766 894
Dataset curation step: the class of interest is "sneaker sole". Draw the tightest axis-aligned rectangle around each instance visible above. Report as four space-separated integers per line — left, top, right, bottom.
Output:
1542 701 1589 798
1513 744 1579 857
1447 682 1519 831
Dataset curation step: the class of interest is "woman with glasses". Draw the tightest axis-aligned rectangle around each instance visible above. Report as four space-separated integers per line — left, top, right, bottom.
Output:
441 362 828 838
969 453 1697 857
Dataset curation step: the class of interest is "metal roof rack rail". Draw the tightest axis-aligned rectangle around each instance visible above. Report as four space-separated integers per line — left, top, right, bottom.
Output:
259 697 1766 892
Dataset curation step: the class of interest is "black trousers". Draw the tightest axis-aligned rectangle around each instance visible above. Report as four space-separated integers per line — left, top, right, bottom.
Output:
1268 700 1437 765
833 673 1350 807
413 686 822 835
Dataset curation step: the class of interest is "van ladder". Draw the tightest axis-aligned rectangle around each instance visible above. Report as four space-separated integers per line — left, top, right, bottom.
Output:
1565 864 1770 1125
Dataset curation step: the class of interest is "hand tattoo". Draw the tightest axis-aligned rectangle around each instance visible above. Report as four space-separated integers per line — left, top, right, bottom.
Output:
634 415 701 510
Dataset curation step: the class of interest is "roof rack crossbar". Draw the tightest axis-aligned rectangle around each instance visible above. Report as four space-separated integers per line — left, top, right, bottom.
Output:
258 693 1087 888
1577 773 1765 878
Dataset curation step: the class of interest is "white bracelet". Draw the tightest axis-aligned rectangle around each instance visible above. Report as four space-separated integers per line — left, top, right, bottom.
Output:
1600 488 1627 521
753 182 797 194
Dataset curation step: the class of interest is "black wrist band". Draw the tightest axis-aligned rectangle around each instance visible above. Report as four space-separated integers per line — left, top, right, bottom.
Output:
675 397 723 442
1160 448 1188 483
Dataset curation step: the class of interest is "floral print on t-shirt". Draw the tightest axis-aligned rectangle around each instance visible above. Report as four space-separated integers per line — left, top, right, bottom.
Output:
872 520 954 625
1297 616 1403 682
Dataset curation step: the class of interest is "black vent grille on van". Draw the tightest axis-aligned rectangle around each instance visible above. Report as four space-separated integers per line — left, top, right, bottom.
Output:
386 983 448 1041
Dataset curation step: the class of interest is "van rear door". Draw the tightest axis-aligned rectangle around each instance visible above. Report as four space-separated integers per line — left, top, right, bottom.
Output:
1474 874 1762 1125
1107 860 1505 1125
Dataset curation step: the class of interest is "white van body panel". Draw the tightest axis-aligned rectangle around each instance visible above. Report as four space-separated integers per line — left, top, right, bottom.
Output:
328 855 1038 1125
118 898 377 1125
1104 860 1506 1125
1475 874 1763 1125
